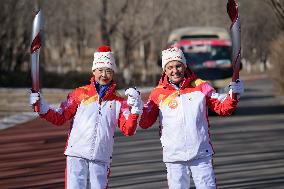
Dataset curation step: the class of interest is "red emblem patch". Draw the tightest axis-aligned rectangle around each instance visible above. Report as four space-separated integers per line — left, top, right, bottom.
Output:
168 99 178 109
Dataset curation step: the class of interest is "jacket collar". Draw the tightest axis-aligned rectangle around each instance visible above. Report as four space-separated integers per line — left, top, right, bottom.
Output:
89 77 117 101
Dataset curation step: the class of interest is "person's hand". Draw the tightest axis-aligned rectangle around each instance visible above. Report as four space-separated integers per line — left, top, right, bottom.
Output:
125 87 143 114
229 79 244 99
29 92 49 114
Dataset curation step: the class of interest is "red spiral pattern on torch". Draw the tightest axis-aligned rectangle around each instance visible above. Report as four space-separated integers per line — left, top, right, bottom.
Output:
227 0 238 23
30 33 41 53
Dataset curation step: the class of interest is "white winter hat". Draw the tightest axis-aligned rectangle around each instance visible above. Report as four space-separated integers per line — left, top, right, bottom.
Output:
161 46 187 69
92 45 117 72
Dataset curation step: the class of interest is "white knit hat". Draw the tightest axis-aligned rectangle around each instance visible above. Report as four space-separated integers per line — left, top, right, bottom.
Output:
161 46 187 69
92 45 117 72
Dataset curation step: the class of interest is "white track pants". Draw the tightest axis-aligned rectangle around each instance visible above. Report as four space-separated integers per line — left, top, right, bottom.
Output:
66 156 110 189
165 156 216 189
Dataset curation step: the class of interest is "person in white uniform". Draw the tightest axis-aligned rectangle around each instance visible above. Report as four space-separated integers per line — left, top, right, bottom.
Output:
29 45 142 189
127 46 244 189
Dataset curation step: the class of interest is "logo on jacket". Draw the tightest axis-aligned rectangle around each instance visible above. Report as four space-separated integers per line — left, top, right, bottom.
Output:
168 99 178 109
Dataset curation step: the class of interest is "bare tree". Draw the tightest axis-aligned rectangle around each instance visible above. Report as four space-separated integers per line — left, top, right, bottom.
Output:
98 0 129 46
1 0 281 88
113 0 168 68
42 0 96 73
0 0 33 72
269 0 284 30
239 0 278 64
268 0 284 95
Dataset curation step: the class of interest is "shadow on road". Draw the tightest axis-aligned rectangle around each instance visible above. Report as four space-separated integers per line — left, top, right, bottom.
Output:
240 95 273 100
235 104 284 116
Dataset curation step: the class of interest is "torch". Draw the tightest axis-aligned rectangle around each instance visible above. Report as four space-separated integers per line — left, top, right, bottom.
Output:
30 9 43 112
227 0 241 82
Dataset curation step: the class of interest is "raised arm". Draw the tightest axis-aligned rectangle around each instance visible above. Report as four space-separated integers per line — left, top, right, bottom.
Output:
203 80 244 116
30 91 78 126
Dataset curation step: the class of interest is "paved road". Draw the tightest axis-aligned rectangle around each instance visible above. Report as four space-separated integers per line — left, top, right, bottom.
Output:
1 76 284 189
109 77 284 189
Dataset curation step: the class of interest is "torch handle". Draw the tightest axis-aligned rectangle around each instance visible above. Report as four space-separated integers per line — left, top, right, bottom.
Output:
31 89 40 112
232 70 239 82
231 69 240 100
34 103 40 112
231 51 241 82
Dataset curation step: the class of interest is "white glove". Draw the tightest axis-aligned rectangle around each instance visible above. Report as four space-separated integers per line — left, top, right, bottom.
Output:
29 92 49 114
125 88 143 114
229 79 244 99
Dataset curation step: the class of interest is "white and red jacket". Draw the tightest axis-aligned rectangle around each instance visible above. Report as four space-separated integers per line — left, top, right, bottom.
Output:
139 73 238 162
40 78 138 163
